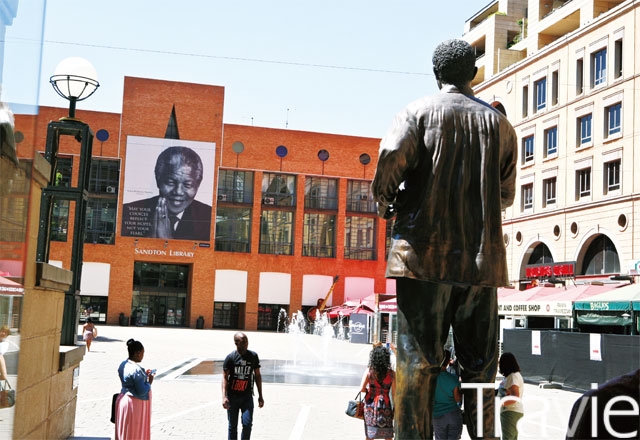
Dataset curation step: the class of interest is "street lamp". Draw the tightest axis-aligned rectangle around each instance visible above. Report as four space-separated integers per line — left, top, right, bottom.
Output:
49 57 99 119
37 57 98 345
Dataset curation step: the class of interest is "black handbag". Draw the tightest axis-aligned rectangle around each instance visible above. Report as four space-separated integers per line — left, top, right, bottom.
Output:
0 380 15 408
110 393 119 423
345 391 364 419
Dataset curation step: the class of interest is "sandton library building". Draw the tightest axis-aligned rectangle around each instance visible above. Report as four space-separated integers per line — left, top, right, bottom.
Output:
14 76 397 330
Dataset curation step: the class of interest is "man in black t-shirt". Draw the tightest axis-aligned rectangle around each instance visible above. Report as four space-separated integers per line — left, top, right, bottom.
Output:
222 332 264 440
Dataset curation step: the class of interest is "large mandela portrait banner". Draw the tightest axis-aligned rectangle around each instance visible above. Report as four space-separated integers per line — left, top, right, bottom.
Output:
121 136 215 241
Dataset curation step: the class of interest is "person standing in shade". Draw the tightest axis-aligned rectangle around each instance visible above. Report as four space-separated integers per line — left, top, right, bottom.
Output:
360 342 396 440
433 349 463 440
115 338 154 440
497 352 524 440
222 332 264 440
371 38 517 439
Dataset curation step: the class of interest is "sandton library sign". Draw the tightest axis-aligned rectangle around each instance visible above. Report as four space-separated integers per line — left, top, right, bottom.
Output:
134 248 195 258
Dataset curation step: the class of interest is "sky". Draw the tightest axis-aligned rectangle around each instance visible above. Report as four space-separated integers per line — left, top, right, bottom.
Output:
2 0 490 138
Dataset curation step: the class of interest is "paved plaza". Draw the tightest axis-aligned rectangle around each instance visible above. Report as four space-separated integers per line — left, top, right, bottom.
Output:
4 325 584 439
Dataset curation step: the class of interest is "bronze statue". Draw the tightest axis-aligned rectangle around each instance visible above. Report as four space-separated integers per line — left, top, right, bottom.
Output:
372 39 517 439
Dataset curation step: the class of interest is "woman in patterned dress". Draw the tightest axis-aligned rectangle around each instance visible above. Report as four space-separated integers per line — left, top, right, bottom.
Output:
360 342 396 439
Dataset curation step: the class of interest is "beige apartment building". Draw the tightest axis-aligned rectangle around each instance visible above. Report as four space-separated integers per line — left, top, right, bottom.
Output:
463 0 640 288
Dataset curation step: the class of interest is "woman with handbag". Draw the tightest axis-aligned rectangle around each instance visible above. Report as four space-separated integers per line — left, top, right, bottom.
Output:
115 338 155 440
360 342 396 440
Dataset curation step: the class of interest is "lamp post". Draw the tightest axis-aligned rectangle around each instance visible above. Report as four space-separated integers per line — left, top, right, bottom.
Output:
37 57 99 345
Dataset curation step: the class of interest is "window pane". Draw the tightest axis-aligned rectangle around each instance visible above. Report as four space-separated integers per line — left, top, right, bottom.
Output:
545 126 557 156
579 114 592 145
84 199 116 244
346 180 375 213
523 136 534 163
344 216 376 260
535 77 546 111
302 213 335 257
521 184 533 210
305 177 338 210
88 159 120 194
215 207 251 252
592 48 607 86
259 210 294 255
50 198 69 242
218 169 254 204
262 173 296 207
607 103 621 136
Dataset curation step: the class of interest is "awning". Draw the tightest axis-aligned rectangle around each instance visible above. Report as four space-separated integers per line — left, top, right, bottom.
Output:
574 283 640 311
0 276 23 295
379 297 397 313
326 305 373 318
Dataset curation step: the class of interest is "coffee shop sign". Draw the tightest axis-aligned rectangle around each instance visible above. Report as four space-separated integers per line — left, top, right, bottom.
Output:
134 248 195 258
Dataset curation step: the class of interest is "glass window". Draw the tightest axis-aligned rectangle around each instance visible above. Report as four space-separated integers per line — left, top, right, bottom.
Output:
346 180 375 213
304 177 338 210
576 58 584 95
614 39 623 79
535 77 546 111
605 160 621 193
543 177 556 207
544 126 557 157
344 216 376 260
214 302 240 329
576 168 591 199
53 156 73 187
218 169 254 204
302 213 335 257
551 70 559 106
215 207 251 252
578 114 592 146
85 159 119 244
385 219 394 260
133 262 189 290
522 85 529 118
521 184 533 211
88 159 119 194
606 103 621 137
50 199 70 242
262 173 296 207
522 135 534 164
259 210 294 255
85 199 116 244
592 48 607 87
257 304 288 331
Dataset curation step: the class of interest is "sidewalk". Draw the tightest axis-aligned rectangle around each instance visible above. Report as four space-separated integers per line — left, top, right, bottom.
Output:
67 325 583 439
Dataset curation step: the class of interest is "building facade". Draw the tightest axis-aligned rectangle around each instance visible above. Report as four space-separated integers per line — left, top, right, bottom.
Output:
463 0 640 288
14 76 395 330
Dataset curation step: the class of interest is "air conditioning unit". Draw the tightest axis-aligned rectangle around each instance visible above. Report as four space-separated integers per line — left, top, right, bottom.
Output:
105 186 116 194
217 194 227 201
263 197 276 205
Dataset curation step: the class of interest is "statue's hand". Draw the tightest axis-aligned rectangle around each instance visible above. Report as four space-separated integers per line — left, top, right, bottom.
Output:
377 202 397 220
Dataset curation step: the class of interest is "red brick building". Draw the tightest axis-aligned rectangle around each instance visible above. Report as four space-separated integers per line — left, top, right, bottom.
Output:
14 76 395 330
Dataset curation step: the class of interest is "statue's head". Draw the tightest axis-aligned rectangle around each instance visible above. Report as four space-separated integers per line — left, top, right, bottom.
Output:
432 39 477 88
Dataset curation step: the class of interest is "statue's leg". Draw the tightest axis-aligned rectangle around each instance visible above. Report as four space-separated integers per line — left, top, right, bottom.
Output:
395 278 456 440
451 285 499 439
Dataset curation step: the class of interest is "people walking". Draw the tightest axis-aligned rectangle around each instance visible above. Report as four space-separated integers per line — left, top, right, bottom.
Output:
497 352 524 439
222 332 264 440
115 338 154 440
360 342 396 440
82 317 97 352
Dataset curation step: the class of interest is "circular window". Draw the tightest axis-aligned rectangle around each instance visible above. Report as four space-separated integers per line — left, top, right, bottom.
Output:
553 225 561 240
618 214 628 231
570 222 579 237
503 233 510 247
515 231 523 245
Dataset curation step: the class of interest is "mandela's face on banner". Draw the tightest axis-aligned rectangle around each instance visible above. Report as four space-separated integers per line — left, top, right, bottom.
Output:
157 156 201 215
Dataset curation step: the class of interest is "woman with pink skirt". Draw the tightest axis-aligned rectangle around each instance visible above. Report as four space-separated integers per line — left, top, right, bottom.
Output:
115 338 155 440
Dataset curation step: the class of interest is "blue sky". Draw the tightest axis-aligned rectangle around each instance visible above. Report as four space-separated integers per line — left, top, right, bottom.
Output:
2 0 489 138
